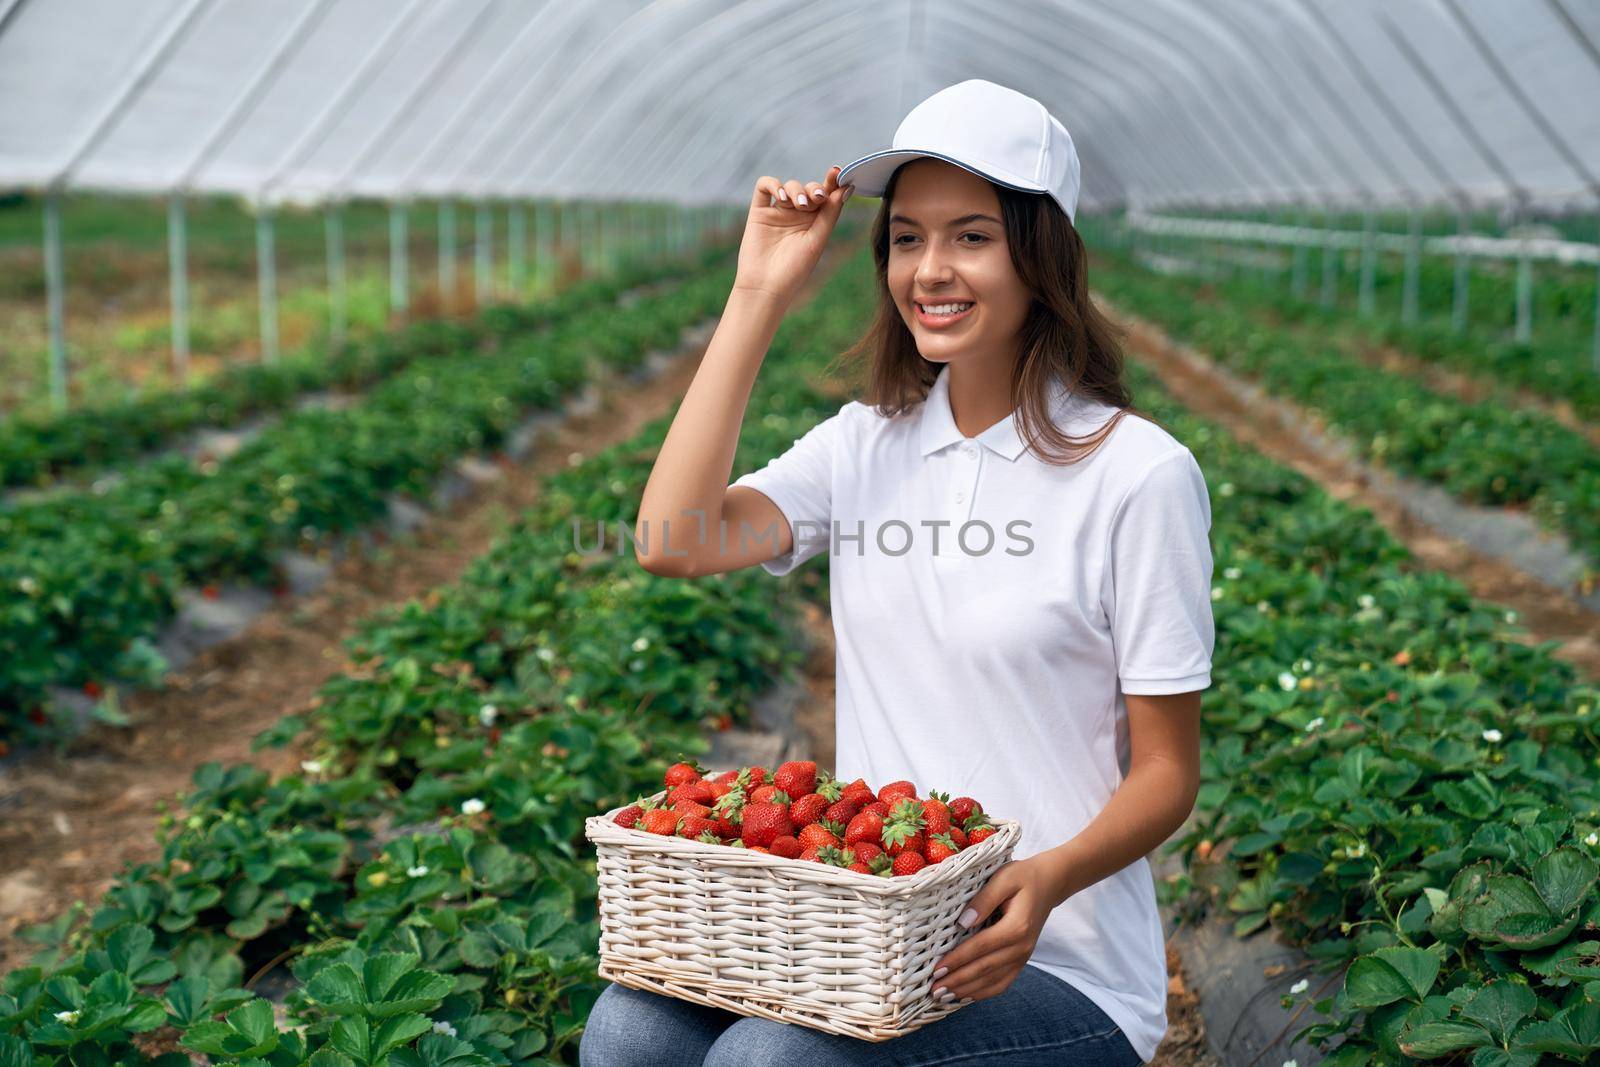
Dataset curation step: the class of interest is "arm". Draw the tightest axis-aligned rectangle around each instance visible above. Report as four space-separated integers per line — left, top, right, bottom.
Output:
931 689 1202 1003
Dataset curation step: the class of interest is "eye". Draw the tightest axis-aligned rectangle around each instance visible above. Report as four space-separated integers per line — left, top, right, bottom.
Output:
891 232 989 246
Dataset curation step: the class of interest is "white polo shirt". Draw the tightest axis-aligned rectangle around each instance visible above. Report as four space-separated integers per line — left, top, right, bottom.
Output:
731 361 1214 1062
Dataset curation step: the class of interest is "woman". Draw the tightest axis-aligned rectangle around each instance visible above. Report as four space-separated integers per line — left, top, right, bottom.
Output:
584 79 1213 1066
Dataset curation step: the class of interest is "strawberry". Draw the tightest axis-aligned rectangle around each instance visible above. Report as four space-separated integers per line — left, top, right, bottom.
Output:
678 815 719 839
892 851 927 877
749 845 771 854
773 760 817 798
922 791 952 836
27 707 47 726
696 830 723 844
712 787 746 837
840 778 876 807
824 798 861 826
950 796 982 825
749 785 790 806
867 852 894 876
612 796 652 828
883 799 927 858
668 780 715 807
817 845 855 869
664 762 705 788
746 766 769 788
844 811 884 848
848 859 873 874
714 770 741 786
798 822 841 852
672 799 712 820
82 680 104 699
707 779 733 801
642 809 681 836
965 814 996 846
815 774 844 803
852 841 884 866
925 832 960 865
879 780 918 807
864 800 891 819
789 792 829 827
770 836 802 859
799 846 823 863
740 802 794 848
201 584 220 600
950 826 968 849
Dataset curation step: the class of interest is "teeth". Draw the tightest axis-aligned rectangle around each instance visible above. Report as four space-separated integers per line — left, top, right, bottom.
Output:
920 302 973 316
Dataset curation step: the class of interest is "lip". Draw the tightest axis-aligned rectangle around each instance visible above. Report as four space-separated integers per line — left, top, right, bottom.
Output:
914 300 976 329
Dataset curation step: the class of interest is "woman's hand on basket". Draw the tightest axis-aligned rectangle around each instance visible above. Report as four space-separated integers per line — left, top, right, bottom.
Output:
733 166 853 307
930 856 1061 1004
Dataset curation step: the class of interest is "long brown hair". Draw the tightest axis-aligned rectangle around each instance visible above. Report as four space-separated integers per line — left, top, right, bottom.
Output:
829 164 1157 465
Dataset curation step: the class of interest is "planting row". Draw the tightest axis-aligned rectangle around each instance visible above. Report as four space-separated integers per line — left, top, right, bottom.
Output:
0 240 874 1066
1088 246 1600 580
0 246 738 747
0 247 726 493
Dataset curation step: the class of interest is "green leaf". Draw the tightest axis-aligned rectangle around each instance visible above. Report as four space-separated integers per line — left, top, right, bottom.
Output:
369 970 453 1017
0 1035 35 1067
1532 847 1598 916
1397 1021 1493 1057
1462 981 1537 1046
228 998 278 1052
363 952 418 1004
307 962 366 1012
1345 947 1440 1009
373 1013 434 1059
330 1018 371 1065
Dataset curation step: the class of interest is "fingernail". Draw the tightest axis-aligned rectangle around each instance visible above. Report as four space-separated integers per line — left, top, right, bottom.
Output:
778 189 788 201
932 967 948 981
932 985 947 999
939 989 956 1003
958 908 978 928
797 194 808 206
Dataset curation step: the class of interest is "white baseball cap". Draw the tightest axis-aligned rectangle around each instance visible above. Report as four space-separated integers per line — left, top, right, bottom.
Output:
837 79 1081 223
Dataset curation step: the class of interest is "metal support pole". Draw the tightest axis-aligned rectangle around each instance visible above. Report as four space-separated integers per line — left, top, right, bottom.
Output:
1515 246 1532 345
1290 209 1308 298
1358 208 1377 318
438 200 456 311
1593 215 1600 375
326 201 346 352
1402 207 1421 325
256 204 279 364
475 199 492 308
508 202 525 295
1320 214 1337 308
556 199 568 278
389 201 409 316
535 199 551 295
1451 207 1469 333
44 191 67 411
168 192 190 386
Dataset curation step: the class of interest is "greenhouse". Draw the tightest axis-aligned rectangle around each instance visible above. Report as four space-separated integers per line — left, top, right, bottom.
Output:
2 1 1599 1064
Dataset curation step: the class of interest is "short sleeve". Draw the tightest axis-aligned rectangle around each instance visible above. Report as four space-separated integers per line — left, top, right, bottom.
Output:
730 403 854 577
1101 447 1215 695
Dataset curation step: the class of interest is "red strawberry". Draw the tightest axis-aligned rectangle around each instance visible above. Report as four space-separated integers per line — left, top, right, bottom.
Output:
746 766 769 788
770 836 802 859
817 845 855 869
922 792 952 836
642 809 681 836
678 816 719 839
750 785 789 806
844 811 884 848
712 788 746 837
789 793 828 826
852 841 884 866
773 760 817 798
201 584 220 600
749 845 771 854
879 780 918 807
714 770 741 786
892 852 927 877
82 680 103 699
668 780 715 807
950 796 982 825
824 799 861 826
848 859 873 874
798 822 841 852
950 826 968 849
673 800 712 820
713 714 733 731
840 778 876 807
966 820 996 846
707 780 733 801
740 802 794 848
696 830 723 844
864 800 891 819
613 800 647 828
925 832 960 865
28 707 47 726
664 762 705 788
800 846 823 863
883 798 927 858
815 774 844 803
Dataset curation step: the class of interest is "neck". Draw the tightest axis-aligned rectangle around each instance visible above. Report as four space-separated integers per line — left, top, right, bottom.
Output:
943 352 1020 438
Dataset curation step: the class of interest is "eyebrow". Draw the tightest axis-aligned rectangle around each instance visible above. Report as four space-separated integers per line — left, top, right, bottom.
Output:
888 212 1001 227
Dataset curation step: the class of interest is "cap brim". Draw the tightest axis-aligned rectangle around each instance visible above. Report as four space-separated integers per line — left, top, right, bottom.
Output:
837 147 1049 199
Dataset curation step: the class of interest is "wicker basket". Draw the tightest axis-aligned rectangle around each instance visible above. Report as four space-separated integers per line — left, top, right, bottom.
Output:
583 779 1022 1041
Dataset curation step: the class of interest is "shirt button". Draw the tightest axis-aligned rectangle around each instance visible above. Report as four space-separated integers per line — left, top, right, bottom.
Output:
961 443 977 457
955 490 966 502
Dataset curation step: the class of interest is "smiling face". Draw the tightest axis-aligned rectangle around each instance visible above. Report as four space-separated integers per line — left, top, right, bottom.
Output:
886 158 1033 373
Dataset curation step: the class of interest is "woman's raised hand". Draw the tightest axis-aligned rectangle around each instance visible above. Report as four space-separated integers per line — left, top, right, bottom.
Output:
733 165 853 305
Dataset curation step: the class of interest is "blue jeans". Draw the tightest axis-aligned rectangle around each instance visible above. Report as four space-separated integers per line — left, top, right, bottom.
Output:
578 963 1146 1066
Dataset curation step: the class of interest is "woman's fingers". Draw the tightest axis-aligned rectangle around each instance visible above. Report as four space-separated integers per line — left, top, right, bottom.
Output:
759 169 843 212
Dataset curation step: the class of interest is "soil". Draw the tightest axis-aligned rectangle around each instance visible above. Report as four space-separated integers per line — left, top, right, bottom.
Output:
0 241 845 973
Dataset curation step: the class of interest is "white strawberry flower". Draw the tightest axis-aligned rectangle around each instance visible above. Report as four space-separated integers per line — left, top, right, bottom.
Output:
1211 587 1224 601
1219 482 1235 496
17 576 39 595
461 798 485 816
632 636 650 652
1295 658 1313 673
1282 1060 1298 1067
1358 594 1376 610
301 759 324 775
54 1010 80 1025
1349 842 1367 858
431 1020 457 1037
1586 832 1598 847
1223 566 1242 580
1289 978 1309 995
407 865 430 878
1256 600 1270 613
1305 717 1325 732
478 704 498 726
1482 728 1503 744
1503 610 1517 624
1278 672 1297 691
536 647 556 663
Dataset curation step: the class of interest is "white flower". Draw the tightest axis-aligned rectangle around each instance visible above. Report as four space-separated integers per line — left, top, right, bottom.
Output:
1210 586 1224 601
1504 610 1518 624
54 1010 80 1025
1482 728 1503 744
431 1020 457 1037
1223 566 1242 580
301 759 324 775
1357 594 1375 610
1278 672 1298 691
460 798 486 816
1586 832 1598 847
1305 717 1325 732
407 865 430 878
1282 1060 1298 1067
17 576 39 596
1350 842 1367 858
632 636 651 652
536 646 556 663
1219 482 1236 497
1296 658 1313 673
1256 600 1271 613
478 704 498 726
1289 978 1309 995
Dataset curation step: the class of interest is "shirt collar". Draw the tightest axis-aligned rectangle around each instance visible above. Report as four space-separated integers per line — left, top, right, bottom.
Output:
918 363 1075 462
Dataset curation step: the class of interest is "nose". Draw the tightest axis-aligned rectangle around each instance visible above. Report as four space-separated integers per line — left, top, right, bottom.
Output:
914 246 956 291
